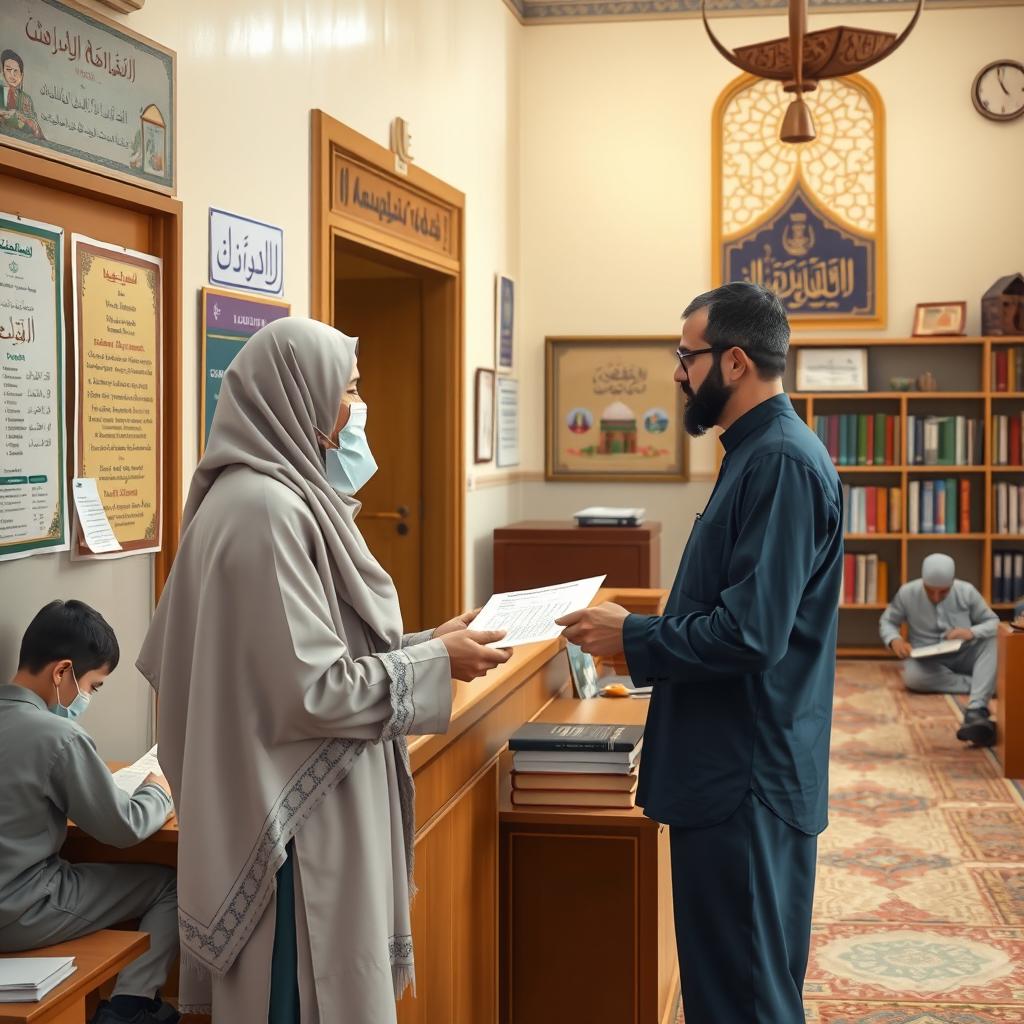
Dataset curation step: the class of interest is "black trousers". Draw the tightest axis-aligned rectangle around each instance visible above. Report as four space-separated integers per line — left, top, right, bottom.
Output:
669 793 817 1024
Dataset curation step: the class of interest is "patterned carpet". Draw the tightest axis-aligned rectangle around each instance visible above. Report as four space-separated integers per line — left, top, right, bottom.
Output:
678 660 1024 1023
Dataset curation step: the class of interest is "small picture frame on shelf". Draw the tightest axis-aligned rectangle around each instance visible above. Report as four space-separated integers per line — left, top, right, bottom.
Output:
474 368 495 464
913 301 966 337
495 274 515 373
795 348 869 392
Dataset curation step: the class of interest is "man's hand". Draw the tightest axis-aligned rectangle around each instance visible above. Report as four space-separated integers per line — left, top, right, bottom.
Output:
144 773 172 798
439 629 512 682
555 602 630 657
890 638 912 659
433 608 482 639
945 628 974 642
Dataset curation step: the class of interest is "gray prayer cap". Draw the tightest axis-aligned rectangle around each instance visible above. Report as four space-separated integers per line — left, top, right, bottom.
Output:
922 553 955 587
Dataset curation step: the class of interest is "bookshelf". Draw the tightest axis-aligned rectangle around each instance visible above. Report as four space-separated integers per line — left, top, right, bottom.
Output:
787 337 1024 658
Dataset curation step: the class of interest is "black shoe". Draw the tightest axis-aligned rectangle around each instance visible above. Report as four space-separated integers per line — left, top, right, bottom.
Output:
89 1000 181 1024
956 707 996 747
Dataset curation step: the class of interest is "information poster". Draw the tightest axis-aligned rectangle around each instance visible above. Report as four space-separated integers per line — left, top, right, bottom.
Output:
0 0 176 194
0 213 67 561
496 376 519 469
72 234 162 557
200 286 290 451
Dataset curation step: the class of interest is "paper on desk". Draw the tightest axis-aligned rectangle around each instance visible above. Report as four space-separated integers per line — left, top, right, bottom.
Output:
71 478 121 553
910 638 964 659
111 745 162 794
471 575 606 648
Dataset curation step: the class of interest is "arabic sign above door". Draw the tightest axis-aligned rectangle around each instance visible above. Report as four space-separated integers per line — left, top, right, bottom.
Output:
208 208 284 297
714 74 885 328
0 0 175 194
331 151 457 264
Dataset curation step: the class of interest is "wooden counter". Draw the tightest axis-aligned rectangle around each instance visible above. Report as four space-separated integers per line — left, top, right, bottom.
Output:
61 588 668 1023
995 624 1024 779
499 698 679 1024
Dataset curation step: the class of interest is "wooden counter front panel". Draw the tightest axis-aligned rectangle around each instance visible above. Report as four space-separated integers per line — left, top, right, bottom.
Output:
996 627 1024 778
398 763 498 1024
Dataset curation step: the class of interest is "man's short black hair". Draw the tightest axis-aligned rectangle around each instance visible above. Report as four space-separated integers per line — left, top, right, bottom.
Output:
682 282 790 380
18 600 119 676
1 50 24 75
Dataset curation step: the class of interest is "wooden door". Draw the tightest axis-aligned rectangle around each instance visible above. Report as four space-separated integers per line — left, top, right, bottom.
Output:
334 275 424 630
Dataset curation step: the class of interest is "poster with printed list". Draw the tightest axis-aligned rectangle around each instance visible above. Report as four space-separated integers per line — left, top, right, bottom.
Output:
72 234 162 558
0 212 68 561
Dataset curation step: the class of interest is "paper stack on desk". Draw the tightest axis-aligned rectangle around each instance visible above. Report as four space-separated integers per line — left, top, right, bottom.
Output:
0 957 76 1002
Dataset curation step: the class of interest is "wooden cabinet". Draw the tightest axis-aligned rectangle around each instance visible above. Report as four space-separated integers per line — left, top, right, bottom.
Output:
996 624 1024 778
493 521 661 592
499 699 679 1024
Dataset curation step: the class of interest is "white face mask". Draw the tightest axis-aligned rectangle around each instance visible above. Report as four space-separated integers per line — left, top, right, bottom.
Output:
50 666 90 721
321 403 378 496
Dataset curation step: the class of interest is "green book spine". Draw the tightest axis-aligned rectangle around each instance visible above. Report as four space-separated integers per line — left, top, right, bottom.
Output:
946 478 957 534
874 413 886 465
938 419 953 465
857 415 868 465
838 415 848 466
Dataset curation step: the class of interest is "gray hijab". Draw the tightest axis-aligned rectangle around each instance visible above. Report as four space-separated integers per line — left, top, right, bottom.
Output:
185 316 401 649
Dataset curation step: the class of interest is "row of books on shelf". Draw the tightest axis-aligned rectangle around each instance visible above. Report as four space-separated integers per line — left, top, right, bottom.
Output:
993 550 1024 605
907 479 971 534
906 416 984 467
815 414 898 466
991 414 1024 466
841 553 889 606
509 723 643 809
994 482 1024 535
992 346 1024 393
843 486 902 534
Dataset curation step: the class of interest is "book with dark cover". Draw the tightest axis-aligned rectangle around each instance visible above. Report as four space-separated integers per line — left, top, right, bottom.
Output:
508 722 643 753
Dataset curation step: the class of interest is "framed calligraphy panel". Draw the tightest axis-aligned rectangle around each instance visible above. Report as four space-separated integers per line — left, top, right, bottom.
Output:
0 0 175 195
546 337 687 483
713 73 885 328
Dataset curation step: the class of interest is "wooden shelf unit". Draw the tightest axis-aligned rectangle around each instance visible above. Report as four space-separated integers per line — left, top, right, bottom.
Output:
788 336 1024 657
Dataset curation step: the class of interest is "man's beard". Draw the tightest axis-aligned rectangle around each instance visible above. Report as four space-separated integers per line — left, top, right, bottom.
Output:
682 359 734 437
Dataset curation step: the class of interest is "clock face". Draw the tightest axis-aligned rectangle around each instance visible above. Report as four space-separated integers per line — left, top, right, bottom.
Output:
973 60 1024 121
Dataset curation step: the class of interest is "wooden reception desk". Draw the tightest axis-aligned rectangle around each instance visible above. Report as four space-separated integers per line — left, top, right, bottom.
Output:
996 623 1024 779
62 588 669 1024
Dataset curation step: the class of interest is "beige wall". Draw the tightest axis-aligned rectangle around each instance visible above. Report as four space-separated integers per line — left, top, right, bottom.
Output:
519 6 1024 585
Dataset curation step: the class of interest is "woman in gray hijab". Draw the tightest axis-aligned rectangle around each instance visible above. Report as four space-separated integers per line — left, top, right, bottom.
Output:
137 318 509 1022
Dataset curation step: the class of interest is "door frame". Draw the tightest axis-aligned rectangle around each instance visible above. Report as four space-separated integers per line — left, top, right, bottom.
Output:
311 110 464 623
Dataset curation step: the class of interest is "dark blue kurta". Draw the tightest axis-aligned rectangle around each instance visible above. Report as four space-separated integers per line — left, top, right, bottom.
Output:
624 393 844 836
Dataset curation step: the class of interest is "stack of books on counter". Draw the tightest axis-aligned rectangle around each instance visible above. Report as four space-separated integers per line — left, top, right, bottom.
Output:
0 957 76 1002
509 722 643 809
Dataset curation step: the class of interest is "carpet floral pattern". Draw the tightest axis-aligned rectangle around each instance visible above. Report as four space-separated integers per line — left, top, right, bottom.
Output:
678 661 1024 1023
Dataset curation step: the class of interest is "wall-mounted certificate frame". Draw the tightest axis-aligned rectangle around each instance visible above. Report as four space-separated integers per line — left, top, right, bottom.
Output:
474 367 494 464
795 348 869 392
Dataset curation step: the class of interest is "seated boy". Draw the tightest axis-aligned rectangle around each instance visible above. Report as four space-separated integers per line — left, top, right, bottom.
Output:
0 600 180 1024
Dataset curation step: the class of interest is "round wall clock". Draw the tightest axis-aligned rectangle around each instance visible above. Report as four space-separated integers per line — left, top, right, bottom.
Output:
972 59 1024 122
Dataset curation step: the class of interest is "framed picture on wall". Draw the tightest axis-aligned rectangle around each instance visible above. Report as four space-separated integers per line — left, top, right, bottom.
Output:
475 368 495 464
913 301 966 337
495 274 515 373
795 348 868 392
546 337 687 483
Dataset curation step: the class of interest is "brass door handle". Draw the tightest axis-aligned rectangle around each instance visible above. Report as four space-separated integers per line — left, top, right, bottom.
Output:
360 506 410 521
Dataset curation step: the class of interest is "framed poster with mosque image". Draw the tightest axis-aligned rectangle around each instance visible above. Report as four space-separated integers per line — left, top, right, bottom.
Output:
545 336 687 483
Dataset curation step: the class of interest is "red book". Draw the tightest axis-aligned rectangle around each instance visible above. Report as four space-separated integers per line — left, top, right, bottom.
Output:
866 416 875 466
885 416 895 465
996 350 1009 392
866 486 877 532
959 479 971 533
1011 417 1022 467
843 553 856 605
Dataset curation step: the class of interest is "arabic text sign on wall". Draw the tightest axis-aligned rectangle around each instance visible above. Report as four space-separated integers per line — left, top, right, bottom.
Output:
0 0 175 194
208 208 284 296
723 188 876 320
331 152 457 261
